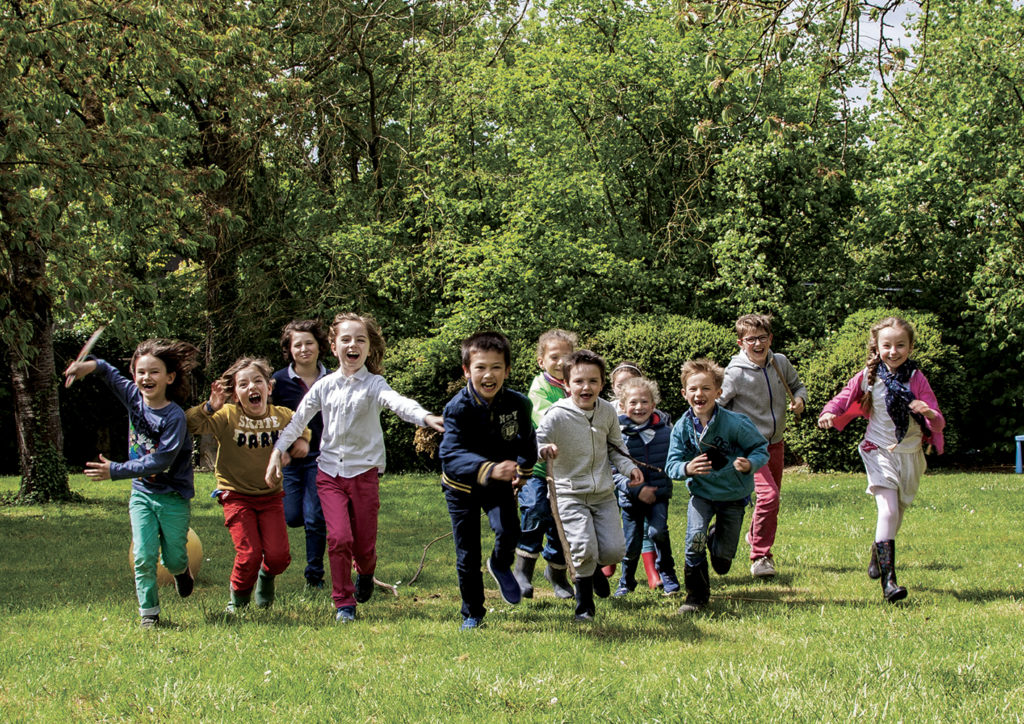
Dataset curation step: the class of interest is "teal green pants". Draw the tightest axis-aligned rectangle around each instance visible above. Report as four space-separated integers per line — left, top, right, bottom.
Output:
128 490 191 616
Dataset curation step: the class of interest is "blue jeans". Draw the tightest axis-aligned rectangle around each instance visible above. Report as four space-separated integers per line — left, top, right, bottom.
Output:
684 495 747 569
621 500 675 584
516 476 565 566
283 456 327 584
444 481 521 620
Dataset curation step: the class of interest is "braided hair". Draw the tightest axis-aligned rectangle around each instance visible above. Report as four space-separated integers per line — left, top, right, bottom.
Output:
859 316 916 417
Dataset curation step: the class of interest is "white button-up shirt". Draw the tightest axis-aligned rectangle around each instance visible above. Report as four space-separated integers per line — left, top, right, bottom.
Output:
275 366 429 478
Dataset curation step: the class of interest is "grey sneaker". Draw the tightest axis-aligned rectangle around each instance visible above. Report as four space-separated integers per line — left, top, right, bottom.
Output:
750 556 776 578
140 614 159 629
335 606 356 623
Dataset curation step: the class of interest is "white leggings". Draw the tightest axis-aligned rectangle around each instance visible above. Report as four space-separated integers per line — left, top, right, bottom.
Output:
874 487 905 541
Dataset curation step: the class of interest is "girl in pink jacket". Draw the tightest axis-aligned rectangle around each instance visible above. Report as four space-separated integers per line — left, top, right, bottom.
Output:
818 316 944 604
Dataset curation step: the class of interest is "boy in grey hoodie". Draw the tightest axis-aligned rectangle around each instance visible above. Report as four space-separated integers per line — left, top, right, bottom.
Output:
537 350 642 622
720 314 807 579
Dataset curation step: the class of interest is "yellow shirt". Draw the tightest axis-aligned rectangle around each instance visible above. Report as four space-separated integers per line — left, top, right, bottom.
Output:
186 403 310 496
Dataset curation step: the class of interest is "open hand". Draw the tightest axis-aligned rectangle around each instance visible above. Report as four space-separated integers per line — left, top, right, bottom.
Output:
84 454 112 481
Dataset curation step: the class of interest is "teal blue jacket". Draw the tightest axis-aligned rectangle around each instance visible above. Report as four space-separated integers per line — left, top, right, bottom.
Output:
665 405 768 501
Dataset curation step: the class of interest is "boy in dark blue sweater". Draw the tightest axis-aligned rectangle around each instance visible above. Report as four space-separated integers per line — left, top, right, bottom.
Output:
439 332 537 630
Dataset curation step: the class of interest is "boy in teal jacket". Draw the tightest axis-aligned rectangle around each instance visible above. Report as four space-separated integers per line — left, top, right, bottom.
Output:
665 358 768 613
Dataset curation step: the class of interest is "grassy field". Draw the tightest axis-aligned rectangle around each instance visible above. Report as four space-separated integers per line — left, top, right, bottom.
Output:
1 468 1023 722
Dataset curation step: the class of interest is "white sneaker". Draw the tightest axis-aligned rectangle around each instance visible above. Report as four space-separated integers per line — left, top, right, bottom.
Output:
750 556 776 578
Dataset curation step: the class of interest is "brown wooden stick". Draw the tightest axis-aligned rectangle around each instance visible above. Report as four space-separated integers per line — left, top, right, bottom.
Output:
373 577 399 597
769 355 801 421
545 462 576 581
408 530 453 585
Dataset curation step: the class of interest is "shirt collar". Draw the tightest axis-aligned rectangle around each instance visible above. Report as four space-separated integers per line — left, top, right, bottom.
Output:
287 362 328 381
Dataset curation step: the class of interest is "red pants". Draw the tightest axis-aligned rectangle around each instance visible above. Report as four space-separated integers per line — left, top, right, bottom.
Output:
317 467 381 608
220 490 291 592
749 440 785 560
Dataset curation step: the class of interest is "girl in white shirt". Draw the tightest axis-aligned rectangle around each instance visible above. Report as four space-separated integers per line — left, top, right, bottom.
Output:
267 313 444 622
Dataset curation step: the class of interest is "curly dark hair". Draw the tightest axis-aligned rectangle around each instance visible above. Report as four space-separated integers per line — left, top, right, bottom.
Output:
130 339 201 405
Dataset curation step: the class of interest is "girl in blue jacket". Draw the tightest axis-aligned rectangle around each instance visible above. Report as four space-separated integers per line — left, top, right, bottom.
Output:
612 377 679 596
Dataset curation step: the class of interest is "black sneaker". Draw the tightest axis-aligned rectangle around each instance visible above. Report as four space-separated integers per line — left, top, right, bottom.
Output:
174 568 194 598
354 573 374 603
592 569 610 598
140 614 159 630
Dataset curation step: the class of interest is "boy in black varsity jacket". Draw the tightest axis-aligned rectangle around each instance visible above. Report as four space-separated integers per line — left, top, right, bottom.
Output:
439 331 537 630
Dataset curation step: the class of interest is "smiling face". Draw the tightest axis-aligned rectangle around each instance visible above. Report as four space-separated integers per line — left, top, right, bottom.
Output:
464 349 509 403
567 362 603 411
538 340 573 381
624 388 653 425
133 354 174 408
332 320 370 375
233 365 271 418
738 328 773 367
876 325 913 372
683 371 721 421
289 331 320 369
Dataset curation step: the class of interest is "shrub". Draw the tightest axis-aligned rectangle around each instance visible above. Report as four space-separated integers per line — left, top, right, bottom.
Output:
789 307 965 472
586 314 736 421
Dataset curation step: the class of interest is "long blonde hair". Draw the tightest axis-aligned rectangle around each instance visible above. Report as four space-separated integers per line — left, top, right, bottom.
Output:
859 316 916 417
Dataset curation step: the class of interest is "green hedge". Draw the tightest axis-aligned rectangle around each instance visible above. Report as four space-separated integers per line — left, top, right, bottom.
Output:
586 314 736 421
789 307 965 472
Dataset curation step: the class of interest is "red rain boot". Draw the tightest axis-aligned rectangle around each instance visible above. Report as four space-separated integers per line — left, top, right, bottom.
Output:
642 551 662 589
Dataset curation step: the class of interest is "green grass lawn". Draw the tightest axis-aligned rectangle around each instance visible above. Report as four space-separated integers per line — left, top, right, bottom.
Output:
2 469 1023 722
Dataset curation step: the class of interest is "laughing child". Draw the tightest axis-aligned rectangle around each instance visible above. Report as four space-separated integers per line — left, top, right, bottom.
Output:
665 358 768 614
439 331 536 630
266 312 444 623
65 339 200 629
187 357 310 614
513 328 577 600
536 350 643 622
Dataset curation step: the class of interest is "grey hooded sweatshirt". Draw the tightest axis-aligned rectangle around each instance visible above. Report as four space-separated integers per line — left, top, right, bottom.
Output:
536 397 637 494
720 350 807 445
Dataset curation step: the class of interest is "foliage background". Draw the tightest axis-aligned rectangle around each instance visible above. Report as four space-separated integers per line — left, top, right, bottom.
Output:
3 0 1023 479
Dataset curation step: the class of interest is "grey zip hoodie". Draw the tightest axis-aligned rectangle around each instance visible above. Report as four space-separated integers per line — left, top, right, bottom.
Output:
536 397 637 494
720 350 807 445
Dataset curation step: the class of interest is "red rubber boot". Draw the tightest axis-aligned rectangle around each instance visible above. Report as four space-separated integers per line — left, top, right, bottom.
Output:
641 551 662 589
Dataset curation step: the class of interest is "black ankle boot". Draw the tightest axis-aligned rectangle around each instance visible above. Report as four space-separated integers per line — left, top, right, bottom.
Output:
875 540 907 602
868 544 881 579
574 576 595 621
513 554 536 598
592 567 610 598
677 561 710 613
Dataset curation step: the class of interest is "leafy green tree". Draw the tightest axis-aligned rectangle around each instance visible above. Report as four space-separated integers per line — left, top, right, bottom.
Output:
1 0 198 500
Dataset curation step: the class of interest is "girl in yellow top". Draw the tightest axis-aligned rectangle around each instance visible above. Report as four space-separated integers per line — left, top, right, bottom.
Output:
187 357 310 613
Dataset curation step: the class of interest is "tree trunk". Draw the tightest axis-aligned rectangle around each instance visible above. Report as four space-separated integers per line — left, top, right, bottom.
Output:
2 227 73 502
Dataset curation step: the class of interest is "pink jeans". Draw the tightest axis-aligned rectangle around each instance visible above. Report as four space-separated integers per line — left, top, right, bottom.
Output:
749 441 785 560
317 467 381 608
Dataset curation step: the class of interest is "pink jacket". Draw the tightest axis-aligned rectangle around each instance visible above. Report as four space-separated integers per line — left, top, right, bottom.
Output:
821 368 945 454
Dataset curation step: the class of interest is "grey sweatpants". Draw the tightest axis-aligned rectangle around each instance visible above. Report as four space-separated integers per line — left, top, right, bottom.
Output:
556 488 625 578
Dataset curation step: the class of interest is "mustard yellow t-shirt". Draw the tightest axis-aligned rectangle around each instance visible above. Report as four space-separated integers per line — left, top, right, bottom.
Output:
186 403 310 496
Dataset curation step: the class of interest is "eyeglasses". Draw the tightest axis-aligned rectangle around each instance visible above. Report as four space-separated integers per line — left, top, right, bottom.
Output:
742 335 770 345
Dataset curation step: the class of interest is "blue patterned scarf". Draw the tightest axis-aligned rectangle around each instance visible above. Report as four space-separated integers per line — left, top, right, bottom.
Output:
876 360 926 443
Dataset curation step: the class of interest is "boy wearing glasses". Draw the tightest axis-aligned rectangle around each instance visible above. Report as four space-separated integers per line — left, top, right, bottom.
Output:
721 314 807 579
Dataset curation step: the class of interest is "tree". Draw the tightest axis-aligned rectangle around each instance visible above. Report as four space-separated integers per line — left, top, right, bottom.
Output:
1 0 197 500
